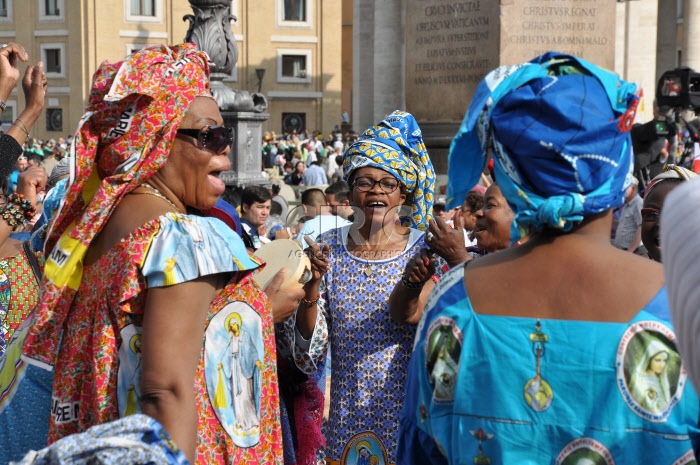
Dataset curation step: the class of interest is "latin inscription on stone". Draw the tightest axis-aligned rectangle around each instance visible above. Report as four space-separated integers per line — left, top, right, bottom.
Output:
501 0 616 68
405 0 615 124
405 0 499 122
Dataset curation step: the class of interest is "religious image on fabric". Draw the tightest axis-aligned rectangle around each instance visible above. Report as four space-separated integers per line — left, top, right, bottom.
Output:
616 321 685 421
204 301 264 447
339 432 388 465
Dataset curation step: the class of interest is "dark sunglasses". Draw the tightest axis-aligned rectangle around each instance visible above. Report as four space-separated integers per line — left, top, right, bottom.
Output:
641 207 660 222
176 126 234 154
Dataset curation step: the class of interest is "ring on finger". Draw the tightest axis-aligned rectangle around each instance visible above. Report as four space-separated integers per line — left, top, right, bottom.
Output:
426 232 434 241
0 44 6 49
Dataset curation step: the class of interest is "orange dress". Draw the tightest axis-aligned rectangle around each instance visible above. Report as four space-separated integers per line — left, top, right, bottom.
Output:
24 213 283 464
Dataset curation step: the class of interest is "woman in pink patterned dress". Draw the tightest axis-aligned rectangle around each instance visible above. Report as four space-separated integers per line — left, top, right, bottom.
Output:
22 44 283 464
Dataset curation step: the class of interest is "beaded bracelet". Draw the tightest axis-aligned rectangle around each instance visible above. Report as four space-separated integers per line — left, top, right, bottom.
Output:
401 276 425 290
7 193 37 221
299 296 319 307
0 204 26 227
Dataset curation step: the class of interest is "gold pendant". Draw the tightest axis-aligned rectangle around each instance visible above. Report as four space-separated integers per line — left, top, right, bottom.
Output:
363 265 373 277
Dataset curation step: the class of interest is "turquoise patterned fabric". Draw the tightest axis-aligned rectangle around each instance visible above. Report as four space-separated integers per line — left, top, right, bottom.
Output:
343 110 435 231
398 265 700 464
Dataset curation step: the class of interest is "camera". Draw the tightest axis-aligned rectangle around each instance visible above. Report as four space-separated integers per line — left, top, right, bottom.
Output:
656 67 700 111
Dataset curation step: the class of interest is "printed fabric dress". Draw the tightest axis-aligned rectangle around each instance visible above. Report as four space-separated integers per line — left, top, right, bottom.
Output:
0 246 44 349
398 263 700 464
23 213 284 464
283 225 426 465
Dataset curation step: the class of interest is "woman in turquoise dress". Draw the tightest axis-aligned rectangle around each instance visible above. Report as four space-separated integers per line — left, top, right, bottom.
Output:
398 53 700 464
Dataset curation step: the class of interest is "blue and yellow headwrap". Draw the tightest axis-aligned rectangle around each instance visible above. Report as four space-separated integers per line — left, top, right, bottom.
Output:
447 52 640 243
343 110 435 230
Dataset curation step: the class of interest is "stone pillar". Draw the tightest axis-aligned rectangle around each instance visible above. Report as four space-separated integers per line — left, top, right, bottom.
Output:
615 0 658 123
352 0 405 132
656 0 679 80
219 111 270 187
683 0 700 70
373 0 405 123
352 0 375 132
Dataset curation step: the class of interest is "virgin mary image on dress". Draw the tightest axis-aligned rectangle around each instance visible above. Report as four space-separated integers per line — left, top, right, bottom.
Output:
204 301 264 448
629 338 676 412
426 321 462 402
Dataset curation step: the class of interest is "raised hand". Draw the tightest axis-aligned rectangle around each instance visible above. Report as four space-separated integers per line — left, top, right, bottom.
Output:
426 212 471 267
22 61 47 113
16 165 48 208
403 248 437 285
304 235 330 283
0 43 29 95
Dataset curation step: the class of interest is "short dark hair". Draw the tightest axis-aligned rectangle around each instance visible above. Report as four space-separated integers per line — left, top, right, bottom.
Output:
241 185 271 208
433 204 446 214
335 155 343 166
270 183 281 196
325 180 350 203
270 200 283 216
465 191 485 213
26 154 42 165
301 188 326 207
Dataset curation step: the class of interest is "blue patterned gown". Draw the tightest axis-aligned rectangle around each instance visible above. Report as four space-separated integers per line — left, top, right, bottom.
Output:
286 225 426 465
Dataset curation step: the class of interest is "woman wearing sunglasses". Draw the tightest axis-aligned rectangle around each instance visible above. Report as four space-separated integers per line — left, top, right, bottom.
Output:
640 165 696 262
282 111 435 465
23 45 284 464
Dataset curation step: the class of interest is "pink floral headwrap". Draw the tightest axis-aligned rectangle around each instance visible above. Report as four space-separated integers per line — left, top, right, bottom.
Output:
24 43 212 367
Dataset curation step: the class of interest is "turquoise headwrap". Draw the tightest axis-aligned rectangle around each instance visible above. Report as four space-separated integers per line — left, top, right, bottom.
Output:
447 53 640 243
343 110 435 230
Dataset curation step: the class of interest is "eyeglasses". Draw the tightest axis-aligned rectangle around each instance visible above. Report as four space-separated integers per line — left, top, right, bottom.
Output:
353 176 400 193
176 126 234 154
641 208 660 221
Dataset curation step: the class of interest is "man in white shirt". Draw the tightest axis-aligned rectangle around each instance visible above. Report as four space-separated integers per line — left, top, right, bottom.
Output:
297 188 351 248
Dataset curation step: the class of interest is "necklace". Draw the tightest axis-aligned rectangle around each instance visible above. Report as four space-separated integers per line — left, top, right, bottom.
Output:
133 183 184 214
358 228 395 277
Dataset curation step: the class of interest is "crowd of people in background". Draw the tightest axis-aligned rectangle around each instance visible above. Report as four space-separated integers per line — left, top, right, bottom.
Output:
4 41 700 465
262 127 357 187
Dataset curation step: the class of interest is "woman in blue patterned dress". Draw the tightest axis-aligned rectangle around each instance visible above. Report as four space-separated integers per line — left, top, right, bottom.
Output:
398 53 700 464
284 111 435 465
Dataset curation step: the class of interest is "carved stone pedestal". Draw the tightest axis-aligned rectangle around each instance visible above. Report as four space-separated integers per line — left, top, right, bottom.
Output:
219 111 270 187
